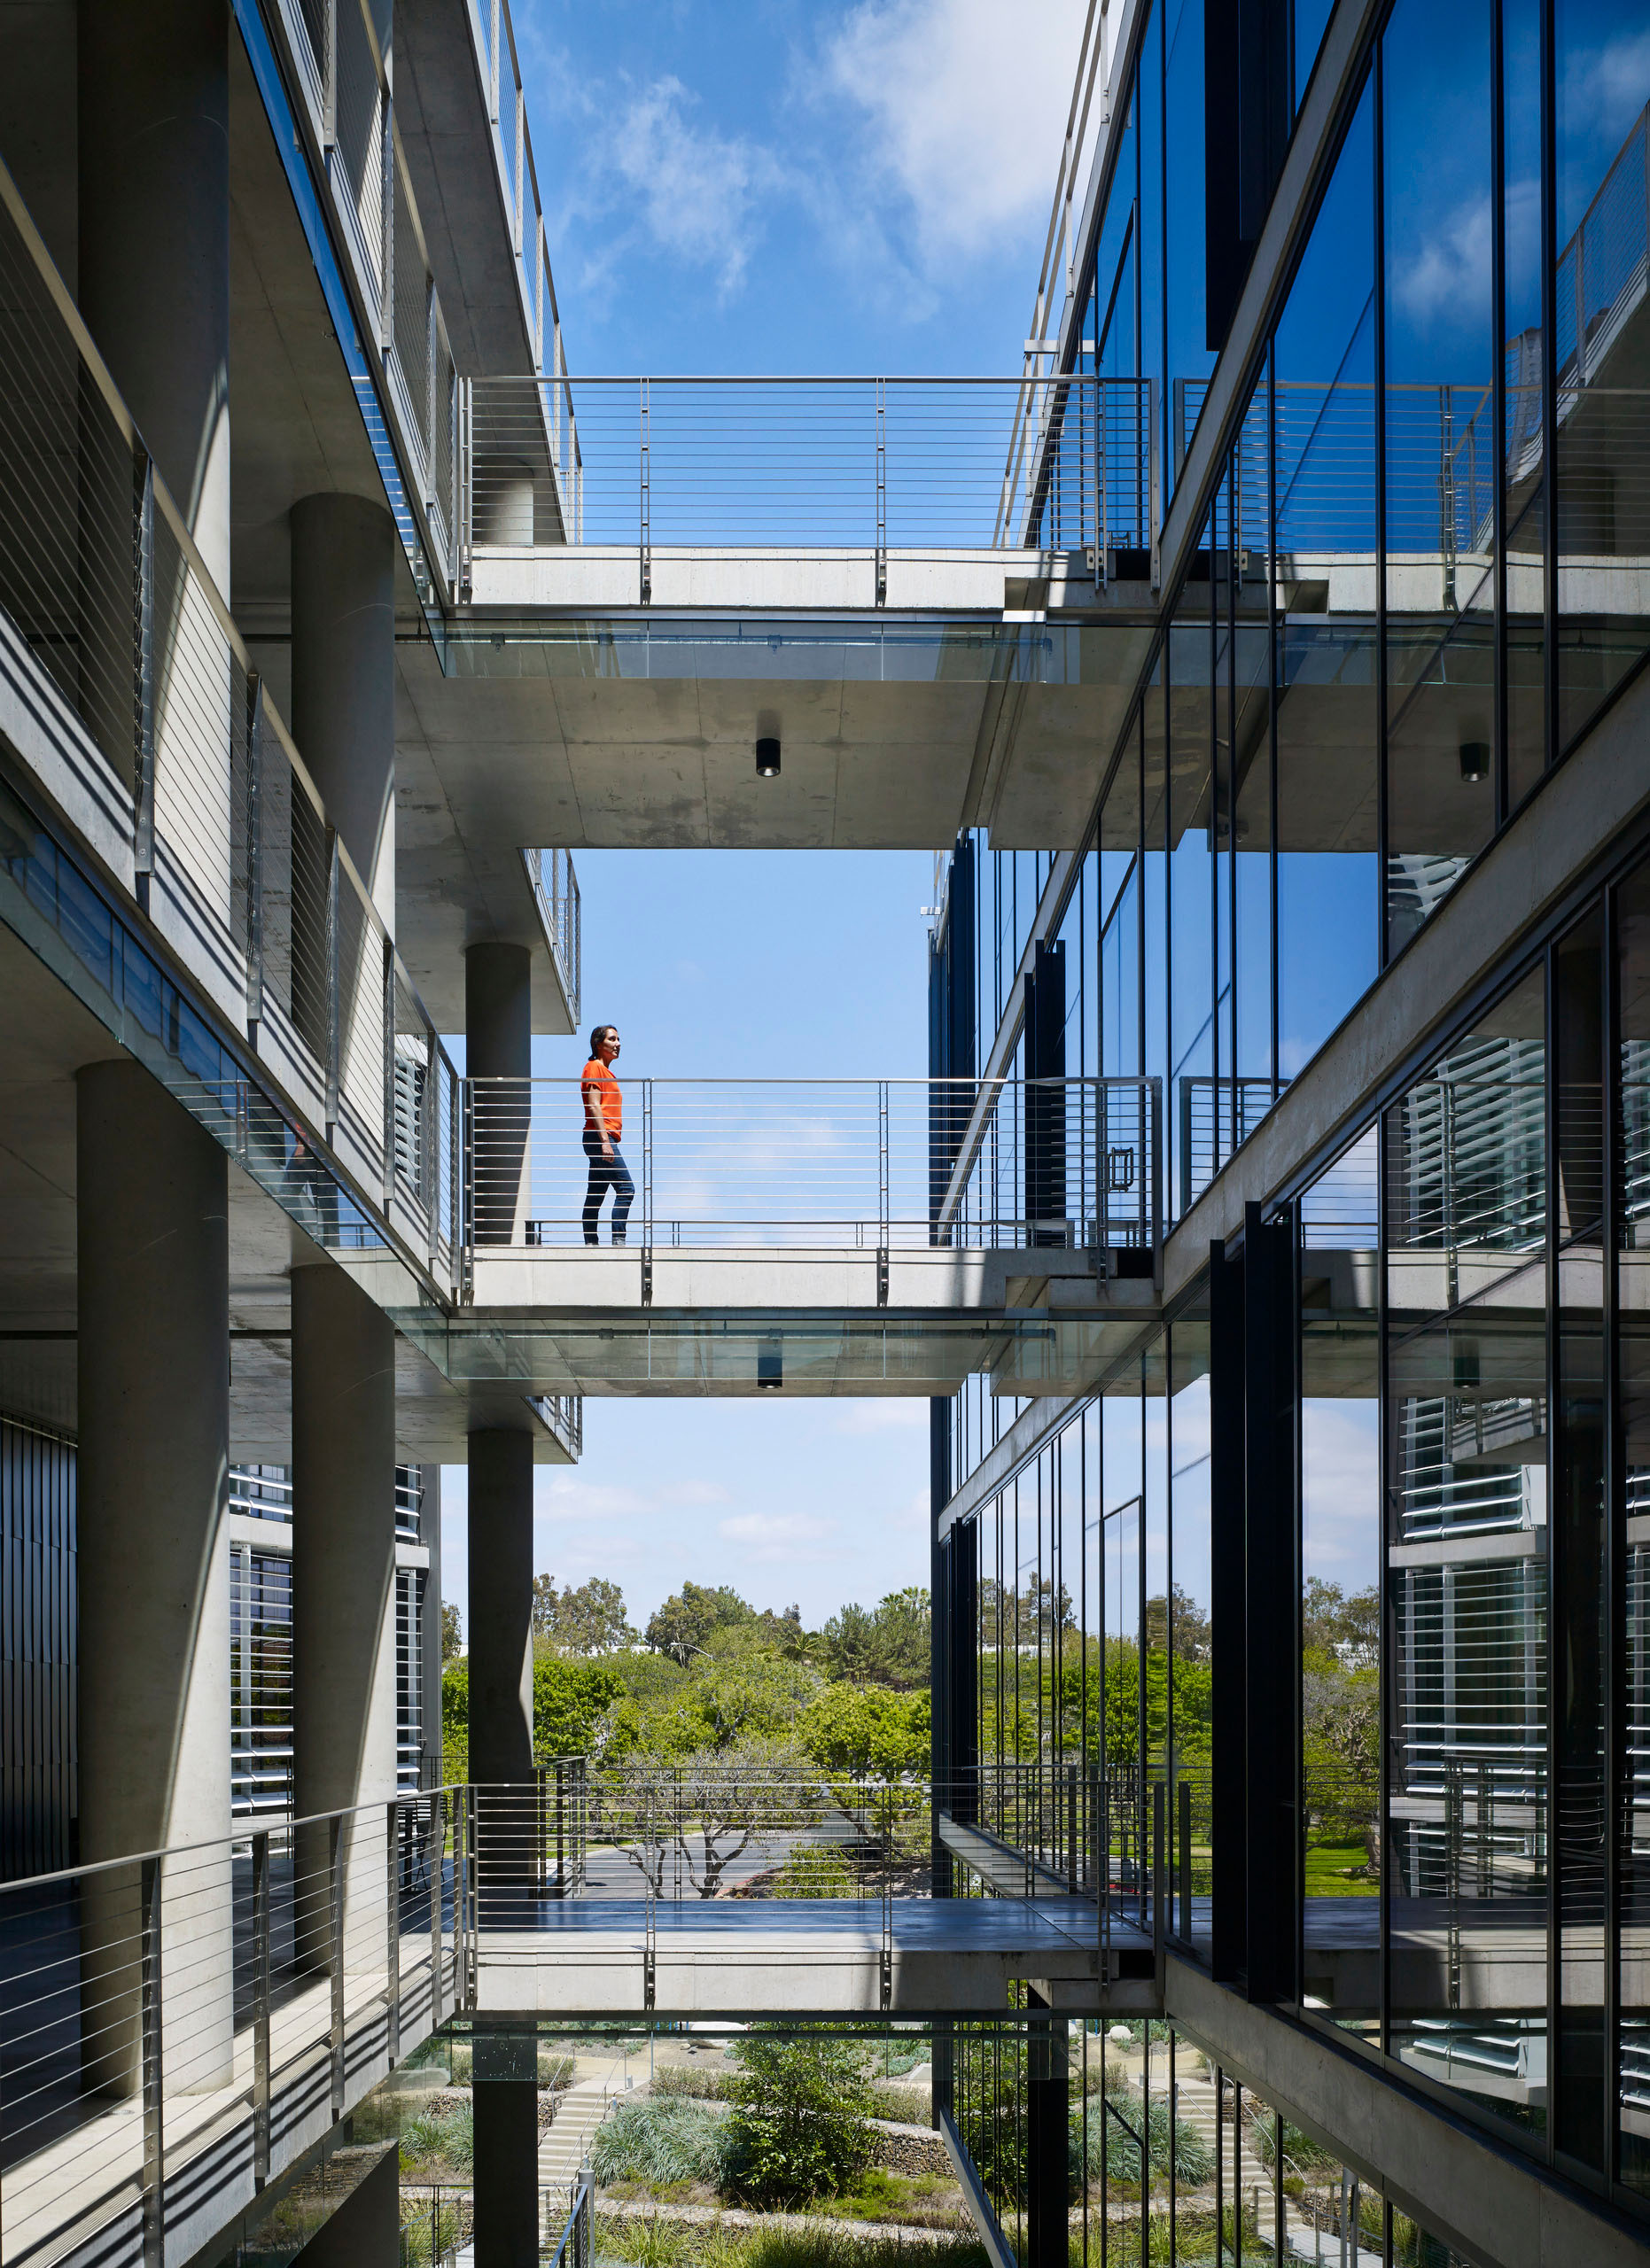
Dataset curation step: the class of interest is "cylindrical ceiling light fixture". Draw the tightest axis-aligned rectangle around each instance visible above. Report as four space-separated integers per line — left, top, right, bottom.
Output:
756 736 782 779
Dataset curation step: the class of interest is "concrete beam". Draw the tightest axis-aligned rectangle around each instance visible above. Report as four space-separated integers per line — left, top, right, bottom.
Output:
1164 1956 1649 2268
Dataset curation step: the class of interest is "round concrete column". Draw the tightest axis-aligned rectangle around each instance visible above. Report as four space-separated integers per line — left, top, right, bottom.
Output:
466 1429 534 1786
77 1059 231 2094
291 1261 399 1970
466 942 533 1246
291 493 399 933
79 0 230 590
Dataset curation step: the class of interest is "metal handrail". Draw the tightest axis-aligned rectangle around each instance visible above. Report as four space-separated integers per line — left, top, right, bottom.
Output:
0 144 465 1294
463 1074 1160 1258
462 375 1157 570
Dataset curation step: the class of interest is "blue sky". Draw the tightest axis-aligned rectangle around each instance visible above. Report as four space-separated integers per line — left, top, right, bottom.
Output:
441 4 1084 1639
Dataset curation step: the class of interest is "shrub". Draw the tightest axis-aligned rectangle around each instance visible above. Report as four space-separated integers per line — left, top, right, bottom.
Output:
592 2097 731 2188
399 2099 473 2175
723 2035 877 2208
774 1846 855 1899
651 2067 735 2103
1068 2080 1211 2192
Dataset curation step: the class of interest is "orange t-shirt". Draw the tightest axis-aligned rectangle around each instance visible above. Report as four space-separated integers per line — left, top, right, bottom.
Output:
581 1059 622 1140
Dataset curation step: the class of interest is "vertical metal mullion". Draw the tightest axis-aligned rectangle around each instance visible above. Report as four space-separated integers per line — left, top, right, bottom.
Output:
1603 879 1623 2188
1544 937 1560 2169
1267 340 1280 1101
1539 0 1559 771
1377 1106 1392 2064
1374 38 1390 972
1491 0 1510 827
141 1855 165 2268
253 1830 271 2186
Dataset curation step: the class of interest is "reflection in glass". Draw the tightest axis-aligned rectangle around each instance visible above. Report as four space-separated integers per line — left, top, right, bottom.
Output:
1382 0 1497 953
1504 0 1547 802
1274 82 1379 1077
1300 1126 1381 2051
1234 370 1274 1101
1385 970 1549 2137
1554 0 1650 752
1168 1318 1212 1960
1618 863 1650 2194
1553 913 1606 2171
1170 554 1216 1217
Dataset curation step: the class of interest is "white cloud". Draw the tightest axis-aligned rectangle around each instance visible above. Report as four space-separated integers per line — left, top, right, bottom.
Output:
606 76 786 298
1392 198 1491 332
718 1510 838 1563
821 0 1083 267
533 1472 732 1522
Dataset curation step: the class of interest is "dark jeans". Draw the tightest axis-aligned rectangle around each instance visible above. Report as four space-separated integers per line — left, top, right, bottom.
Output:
582 1130 634 1244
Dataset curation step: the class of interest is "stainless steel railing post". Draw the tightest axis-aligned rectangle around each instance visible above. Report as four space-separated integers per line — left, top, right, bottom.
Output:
386 1798 401 2063
253 1829 272 2186
133 450 157 912
430 1790 446 2024
140 1854 165 2268
328 1814 346 2120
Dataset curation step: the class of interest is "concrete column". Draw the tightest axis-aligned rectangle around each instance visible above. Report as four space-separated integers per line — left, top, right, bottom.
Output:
76 1059 231 2095
291 493 399 933
466 1430 535 1787
291 1261 399 1972
1023 1992 1070 2268
465 942 532 1246
79 0 230 591
472 2068 541 2268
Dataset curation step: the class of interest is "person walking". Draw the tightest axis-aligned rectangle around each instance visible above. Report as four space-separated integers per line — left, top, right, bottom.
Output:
580 1024 634 1245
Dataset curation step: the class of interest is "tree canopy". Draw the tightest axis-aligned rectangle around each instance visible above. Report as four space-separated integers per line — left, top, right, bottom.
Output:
532 1573 634 1655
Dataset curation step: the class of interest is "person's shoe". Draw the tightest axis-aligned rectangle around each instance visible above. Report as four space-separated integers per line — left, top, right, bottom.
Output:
611 1234 627 1246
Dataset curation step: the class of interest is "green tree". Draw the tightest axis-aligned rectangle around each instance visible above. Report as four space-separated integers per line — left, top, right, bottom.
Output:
799 1682 930 1777
724 2033 876 2206
443 1656 626 1776
440 1602 463 1664
533 1573 634 1654
821 1588 930 1689
645 1581 760 1664
1302 1578 1379 1669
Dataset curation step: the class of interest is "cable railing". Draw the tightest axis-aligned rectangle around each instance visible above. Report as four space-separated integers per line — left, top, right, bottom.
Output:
0 1791 458 2268
269 0 463 597
0 146 465 1292
460 377 1157 599
463 1076 1160 1257
522 847 581 1023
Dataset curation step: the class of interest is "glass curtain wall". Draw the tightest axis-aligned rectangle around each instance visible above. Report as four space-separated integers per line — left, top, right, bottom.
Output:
952 2014 1422 2265
949 0 1650 1292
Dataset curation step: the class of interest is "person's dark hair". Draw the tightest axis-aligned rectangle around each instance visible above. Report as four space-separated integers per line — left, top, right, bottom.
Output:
589 1024 616 1054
